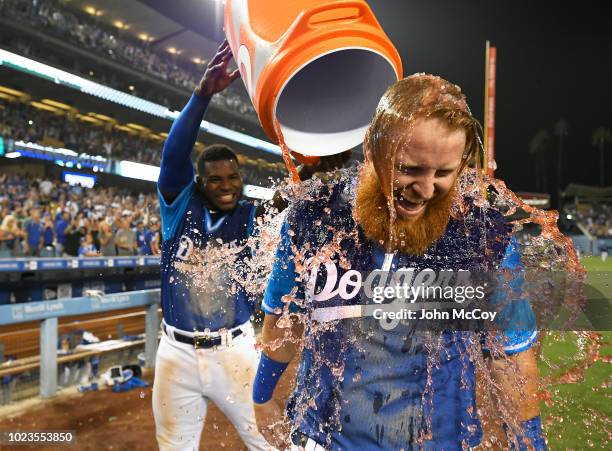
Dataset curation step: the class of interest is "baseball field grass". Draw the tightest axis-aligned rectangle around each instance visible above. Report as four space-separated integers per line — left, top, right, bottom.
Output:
540 256 611 450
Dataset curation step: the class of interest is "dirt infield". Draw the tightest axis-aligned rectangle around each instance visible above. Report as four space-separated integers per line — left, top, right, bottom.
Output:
0 373 245 451
0 362 297 451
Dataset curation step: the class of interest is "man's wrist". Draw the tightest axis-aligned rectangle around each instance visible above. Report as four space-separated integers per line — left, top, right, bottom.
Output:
194 86 212 101
253 352 289 404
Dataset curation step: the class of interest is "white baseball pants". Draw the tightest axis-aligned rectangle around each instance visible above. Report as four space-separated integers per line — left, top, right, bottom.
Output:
152 322 271 450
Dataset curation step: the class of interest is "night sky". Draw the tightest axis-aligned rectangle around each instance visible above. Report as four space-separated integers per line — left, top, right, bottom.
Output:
149 0 612 194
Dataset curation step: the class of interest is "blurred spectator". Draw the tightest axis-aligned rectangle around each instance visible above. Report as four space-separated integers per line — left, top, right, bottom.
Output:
55 211 70 255
89 217 100 250
23 208 43 256
40 213 56 257
115 213 136 256
78 233 98 257
39 178 54 198
63 216 85 257
0 215 22 257
149 217 161 256
135 220 152 256
98 218 117 256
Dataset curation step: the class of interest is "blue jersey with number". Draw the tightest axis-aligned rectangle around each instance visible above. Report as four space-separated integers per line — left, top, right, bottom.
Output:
159 182 257 331
263 178 538 450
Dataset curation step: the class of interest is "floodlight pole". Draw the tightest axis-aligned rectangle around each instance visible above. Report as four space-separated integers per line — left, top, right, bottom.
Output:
484 41 497 178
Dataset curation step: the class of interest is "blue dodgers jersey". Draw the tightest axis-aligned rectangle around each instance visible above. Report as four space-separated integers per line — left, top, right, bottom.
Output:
263 180 539 450
159 182 257 331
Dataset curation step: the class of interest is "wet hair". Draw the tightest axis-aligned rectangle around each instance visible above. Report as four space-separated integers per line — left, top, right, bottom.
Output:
365 73 482 172
196 144 239 176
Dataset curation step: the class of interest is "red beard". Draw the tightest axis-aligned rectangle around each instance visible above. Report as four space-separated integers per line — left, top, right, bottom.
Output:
353 163 455 255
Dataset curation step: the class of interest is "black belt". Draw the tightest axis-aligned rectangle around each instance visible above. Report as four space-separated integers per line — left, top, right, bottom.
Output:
163 323 243 349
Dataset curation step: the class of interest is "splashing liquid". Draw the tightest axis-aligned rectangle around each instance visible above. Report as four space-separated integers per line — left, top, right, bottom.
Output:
273 171 589 447
273 118 301 183
174 74 600 447
176 161 599 448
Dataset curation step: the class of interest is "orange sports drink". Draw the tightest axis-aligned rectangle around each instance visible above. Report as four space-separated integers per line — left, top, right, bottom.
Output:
224 0 403 172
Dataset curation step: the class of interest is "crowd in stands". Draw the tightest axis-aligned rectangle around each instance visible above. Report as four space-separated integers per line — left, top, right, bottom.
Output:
0 173 161 258
0 97 164 165
1 34 173 109
0 155 288 259
0 0 256 117
0 97 288 183
565 203 612 238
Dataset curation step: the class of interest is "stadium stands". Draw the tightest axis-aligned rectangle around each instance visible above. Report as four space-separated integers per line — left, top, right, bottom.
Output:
565 203 612 238
0 0 256 117
0 95 287 185
0 173 160 258
0 162 284 261
0 96 165 165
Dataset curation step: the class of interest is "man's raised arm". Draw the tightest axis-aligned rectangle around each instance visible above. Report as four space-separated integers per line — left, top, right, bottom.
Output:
158 39 240 203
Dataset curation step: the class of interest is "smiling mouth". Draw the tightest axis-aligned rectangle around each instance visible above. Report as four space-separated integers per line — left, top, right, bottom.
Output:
395 195 427 217
217 193 237 204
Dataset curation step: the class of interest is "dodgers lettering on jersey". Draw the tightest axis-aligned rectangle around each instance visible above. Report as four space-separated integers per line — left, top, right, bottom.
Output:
263 178 538 450
159 182 257 331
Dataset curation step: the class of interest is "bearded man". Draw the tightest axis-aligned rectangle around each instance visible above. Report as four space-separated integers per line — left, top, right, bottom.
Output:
252 74 546 450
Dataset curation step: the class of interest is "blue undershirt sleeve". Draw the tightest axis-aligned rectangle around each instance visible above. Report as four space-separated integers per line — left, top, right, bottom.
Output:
157 93 210 198
489 236 538 355
262 221 305 315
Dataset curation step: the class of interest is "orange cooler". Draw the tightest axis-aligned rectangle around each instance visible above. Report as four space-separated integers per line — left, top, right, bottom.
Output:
224 0 403 157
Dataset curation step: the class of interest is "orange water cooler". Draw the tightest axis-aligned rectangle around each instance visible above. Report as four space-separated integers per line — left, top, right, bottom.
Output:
224 0 403 160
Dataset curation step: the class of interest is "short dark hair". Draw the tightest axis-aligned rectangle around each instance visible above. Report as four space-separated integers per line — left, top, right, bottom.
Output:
196 145 239 175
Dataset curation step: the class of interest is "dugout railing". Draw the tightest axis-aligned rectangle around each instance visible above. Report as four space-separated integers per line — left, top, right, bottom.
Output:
0 256 161 304
0 289 160 399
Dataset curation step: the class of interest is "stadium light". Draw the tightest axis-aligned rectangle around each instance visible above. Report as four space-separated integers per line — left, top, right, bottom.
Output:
0 49 282 156
118 160 160 182
117 159 273 199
